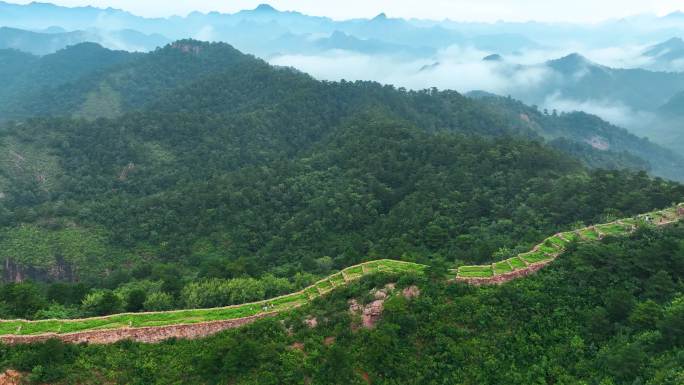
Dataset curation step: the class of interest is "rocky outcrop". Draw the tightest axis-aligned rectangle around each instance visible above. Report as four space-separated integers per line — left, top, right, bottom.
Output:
3 257 75 283
362 300 385 328
349 284 401 329
304 317 318 328
0 370 22 385
0 312 276 345
402 285 421 299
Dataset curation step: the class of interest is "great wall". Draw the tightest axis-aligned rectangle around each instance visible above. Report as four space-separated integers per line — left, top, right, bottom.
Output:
0 203 682 345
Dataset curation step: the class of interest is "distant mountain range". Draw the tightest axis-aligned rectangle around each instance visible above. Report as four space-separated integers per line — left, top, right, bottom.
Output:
1 40 683 182
0 26 168 54
1 1 684 171
415 50 684 153
0 1 682 57
643 37 684 71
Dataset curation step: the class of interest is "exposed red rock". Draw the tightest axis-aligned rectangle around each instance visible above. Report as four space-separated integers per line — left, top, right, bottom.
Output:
362 300 385 328
402 285 421 299
290 341 305 351
0 370 22 385
358 370 371 384
304 317 318 328
348 299 363 314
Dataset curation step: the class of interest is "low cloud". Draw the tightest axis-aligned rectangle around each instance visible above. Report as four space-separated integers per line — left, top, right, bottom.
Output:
269 42 676 142
269 45 555 95
542 93 655 130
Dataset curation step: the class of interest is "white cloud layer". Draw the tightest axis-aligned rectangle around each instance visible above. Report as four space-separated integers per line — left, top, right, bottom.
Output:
270 46 555 95
269 41 675 135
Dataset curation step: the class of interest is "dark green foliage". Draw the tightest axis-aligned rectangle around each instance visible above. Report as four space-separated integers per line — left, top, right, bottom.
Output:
0 283 46 319
0 41 682 321
0 43 139 120
472 94 684 180
124 289 146 313
2 226 683 384
81 290 123 316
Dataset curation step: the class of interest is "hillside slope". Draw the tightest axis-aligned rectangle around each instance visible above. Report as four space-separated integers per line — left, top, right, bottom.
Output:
1 211 683 385
0 40 682 327
0 203 680 343
470 93 684 179
2 40 683 181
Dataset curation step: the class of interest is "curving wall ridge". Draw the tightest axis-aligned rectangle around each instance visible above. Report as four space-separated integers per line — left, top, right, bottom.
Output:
454 204 684 286
0 313 277 345
0 204 681 345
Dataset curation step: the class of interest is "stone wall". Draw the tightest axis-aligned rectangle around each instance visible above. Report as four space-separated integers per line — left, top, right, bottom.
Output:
0 312 277 345
454 260 552 286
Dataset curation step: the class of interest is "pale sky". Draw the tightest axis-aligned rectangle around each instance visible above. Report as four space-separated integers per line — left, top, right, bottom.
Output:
7 0 684 22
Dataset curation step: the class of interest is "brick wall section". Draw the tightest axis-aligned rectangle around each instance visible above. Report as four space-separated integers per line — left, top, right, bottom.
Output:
454 260 552 286
0 312 277 345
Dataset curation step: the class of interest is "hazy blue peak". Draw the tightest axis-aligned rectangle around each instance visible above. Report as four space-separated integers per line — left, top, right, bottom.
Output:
549 53 592 67
254 4 277 12
654 37 684 48
663 11 684 19
41 25 66 33
482 54 503 61
644 37 684 60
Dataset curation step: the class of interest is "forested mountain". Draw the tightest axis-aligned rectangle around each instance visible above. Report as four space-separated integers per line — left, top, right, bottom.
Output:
0 2 681 378
447 52 684 115
543 53 684 111
0 40 682 328
1 2 683 161
423 53 684 155
3 225 683 384
0 27 85 55
469 93 684 176
0 43 140 119
2 40 683 181
660 90 684 116
0 26 168 55
643 37 684 71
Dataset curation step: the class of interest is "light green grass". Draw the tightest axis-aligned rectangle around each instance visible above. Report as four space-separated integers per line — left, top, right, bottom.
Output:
559 232 579 242
546 236 568 248
458 265 494 278
329 273 345 286
578 228 599 240
316 280 333 293
537 244 558 255
493 261 513 275
595 223 630 236
507 257 527 270
520 251 551 264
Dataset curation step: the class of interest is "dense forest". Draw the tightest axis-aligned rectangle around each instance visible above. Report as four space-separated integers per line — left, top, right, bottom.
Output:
2 40 684 179
0 39 682 383
1 225 682 384
0 40 683 321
